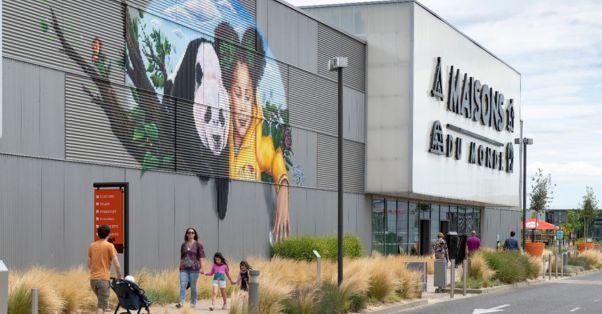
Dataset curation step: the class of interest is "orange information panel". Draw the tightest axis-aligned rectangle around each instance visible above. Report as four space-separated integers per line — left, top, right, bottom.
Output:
94 187 124 253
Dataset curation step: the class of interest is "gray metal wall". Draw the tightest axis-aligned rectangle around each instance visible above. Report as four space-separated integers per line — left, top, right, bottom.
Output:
482 207 522 248
1 0 371 270
0 152 369 271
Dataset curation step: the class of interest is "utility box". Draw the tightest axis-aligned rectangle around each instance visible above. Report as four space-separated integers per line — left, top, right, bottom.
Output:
0 260 8 314
405 262 427 292
434 259 447 289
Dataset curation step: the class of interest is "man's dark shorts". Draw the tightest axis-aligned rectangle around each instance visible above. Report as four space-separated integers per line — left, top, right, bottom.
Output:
90 279 111 309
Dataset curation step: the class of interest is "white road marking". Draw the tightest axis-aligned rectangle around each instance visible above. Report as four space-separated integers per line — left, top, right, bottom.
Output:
570 307 581 312
594 299 600 303
472 304 510 314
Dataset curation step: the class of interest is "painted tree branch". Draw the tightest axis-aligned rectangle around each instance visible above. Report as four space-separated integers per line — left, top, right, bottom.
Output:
51 8 143 163
140 27 168 84
124 9 171 132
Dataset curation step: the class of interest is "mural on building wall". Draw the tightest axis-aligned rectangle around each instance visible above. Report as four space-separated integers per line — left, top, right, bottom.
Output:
41 0 304 241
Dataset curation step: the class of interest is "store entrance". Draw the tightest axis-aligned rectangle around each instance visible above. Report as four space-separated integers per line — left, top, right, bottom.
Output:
420 220 430 255
440 221 449 235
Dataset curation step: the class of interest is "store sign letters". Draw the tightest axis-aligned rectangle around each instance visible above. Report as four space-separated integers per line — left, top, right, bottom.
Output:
429 57 514 173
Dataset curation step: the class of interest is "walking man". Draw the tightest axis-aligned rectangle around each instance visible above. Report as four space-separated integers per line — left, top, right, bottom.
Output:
503 231 520 251
89 224 122 314
467 230 481 255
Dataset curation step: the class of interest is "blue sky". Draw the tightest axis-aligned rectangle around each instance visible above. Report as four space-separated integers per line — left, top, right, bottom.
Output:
288 0 602 209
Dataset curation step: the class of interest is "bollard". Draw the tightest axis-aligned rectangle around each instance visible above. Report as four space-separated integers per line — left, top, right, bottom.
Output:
248 270 260 313
555 254 558 279
561 253 564 277
450 260 455 298
313 250 321 284
0 260 7 314
31 288 39 314
542 255 546 279
548 254 552 280
462 259 467 296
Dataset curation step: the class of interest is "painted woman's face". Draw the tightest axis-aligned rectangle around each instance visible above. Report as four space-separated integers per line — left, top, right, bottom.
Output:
229 62 253 141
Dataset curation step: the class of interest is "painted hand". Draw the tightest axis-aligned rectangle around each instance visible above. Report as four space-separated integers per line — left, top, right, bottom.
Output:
272 183 290 241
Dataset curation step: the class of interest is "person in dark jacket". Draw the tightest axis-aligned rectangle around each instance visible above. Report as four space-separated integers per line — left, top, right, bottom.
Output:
504 231 520 251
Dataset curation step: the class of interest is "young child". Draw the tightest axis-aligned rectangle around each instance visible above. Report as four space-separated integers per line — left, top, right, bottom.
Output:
231 261 251 292
202 252 232 310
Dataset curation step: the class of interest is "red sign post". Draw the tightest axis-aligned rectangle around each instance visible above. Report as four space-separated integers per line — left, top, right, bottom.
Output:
94 187 124 252
93 182 129 275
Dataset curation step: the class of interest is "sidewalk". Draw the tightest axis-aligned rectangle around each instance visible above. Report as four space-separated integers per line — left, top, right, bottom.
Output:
148 267 579 313
152 299 232 313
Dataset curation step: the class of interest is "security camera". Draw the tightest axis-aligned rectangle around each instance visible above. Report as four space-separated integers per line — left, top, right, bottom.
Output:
328 57 348 71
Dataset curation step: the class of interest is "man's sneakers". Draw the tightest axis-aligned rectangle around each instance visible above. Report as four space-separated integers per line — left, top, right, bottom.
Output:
176 303 182 308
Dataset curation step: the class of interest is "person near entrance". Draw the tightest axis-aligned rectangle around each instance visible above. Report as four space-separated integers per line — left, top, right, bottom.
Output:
466 230 481 255
504 231 520 251
88 224 122 314
432 232 449 261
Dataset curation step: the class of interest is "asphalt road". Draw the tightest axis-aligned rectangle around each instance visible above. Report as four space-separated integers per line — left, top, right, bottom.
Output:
406 272 602 314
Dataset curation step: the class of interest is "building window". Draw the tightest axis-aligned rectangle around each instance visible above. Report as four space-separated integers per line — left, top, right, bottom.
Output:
386 199 397 255
431 204 440 246
449 206 458 233
408 202 419 255
397 200 409 255
371 198 385 254
372 197 482 255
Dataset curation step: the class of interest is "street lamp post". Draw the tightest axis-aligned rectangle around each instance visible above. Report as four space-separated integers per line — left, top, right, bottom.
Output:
329 56 348 286
515 136 533 251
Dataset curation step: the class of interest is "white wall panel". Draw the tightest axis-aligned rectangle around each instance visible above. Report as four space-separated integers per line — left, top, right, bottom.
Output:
412 4 520 207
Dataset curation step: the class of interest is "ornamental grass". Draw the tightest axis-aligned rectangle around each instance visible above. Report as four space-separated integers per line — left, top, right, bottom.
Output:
9 255 421 314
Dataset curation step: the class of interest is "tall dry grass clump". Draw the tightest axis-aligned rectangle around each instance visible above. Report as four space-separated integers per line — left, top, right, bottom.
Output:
579 250 602 269
59 266 99 312
8 267 64 314
135 268 180 304
366 257 395 302
528 256 542 277
228 291 249 314
469 252 495 284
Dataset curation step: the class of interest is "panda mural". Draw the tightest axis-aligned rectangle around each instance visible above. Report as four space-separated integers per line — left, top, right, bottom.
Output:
167 38 231 219
47 0 301 240
123 1 299 240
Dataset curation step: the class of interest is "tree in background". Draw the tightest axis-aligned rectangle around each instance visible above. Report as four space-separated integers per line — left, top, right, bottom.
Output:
580 186 599 239
565 209 583 239
529 168 555 241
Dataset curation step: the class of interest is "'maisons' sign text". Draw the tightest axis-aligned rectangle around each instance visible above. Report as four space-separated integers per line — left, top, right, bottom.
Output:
429 57 515 173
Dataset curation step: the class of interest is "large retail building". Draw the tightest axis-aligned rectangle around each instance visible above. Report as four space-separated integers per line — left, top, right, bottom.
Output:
0 0 521 271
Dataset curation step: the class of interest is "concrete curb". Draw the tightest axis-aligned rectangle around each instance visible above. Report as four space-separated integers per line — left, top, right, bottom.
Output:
440 278 544 295
365 299 429 313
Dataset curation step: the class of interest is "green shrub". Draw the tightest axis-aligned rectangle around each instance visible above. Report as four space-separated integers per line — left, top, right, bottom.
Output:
8 286 30 314
282 286 317 314
273 234 363 261
568 256 594 270
349 294 368 312
145 287 178 305
313 283 345 314
483 251 532 284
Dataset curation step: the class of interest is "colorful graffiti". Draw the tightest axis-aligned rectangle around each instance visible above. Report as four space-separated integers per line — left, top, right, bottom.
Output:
44 0 302 241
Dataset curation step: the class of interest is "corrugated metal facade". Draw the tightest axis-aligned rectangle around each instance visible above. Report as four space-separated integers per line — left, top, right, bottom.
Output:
3 0 124 85
317 25 365 92
1 0 369 269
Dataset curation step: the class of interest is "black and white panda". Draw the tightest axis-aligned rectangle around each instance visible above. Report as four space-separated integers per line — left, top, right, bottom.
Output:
167 38 230 220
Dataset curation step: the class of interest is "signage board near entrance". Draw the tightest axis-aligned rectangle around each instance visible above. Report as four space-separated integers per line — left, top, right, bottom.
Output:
94 185 125 253
556 230 563 240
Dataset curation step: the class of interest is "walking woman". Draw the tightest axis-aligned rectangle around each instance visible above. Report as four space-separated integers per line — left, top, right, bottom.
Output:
177 227 205 308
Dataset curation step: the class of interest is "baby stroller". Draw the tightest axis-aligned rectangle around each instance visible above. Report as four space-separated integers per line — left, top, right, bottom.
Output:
110 277 152 314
